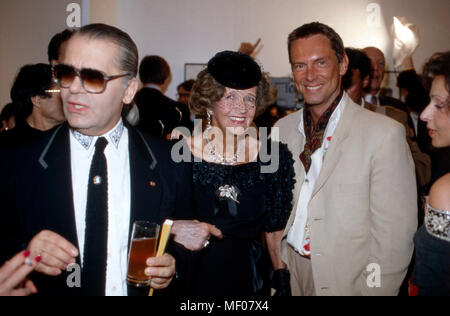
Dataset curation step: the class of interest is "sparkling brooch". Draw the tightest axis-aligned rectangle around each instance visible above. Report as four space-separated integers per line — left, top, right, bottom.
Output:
218 185 240 204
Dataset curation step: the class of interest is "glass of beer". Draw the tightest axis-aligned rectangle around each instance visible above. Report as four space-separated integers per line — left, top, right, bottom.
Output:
127 221 160 287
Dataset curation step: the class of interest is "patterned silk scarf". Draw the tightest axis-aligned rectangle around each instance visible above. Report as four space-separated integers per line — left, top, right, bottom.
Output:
300 91 343 173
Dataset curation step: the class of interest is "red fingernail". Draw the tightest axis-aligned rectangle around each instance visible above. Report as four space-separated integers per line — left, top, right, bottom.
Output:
35 256 42 263
24 250 30 258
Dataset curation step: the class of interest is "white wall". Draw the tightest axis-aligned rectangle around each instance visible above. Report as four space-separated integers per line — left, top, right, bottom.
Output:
89 0 117 26
0 0 81 108
117 0 450 100
1 0 449 108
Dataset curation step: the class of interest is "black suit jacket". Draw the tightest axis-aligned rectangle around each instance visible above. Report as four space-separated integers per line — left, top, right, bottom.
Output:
0 121 194 296
135 87 192 138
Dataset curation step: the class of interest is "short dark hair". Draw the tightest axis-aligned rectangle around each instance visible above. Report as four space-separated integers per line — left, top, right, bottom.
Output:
397 69 430 113
139 56 170 85
422 51 450 93
397 70 423 92
342 47 371 90
288 22 345 64
47 28 74 63
10 63 54 121
1 103 16 127
177 79 196 92
72 23 139 77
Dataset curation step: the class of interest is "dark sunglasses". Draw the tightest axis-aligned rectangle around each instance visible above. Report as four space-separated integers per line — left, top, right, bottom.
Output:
53 64 132 94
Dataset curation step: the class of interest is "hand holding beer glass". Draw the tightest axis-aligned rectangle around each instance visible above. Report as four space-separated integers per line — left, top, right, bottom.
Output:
127 221 160 287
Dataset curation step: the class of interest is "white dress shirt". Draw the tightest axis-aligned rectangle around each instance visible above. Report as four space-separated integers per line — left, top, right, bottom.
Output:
70 119 131 296
287 99 346 256
361 97 368 108
410 112 419 136
364 93 380 106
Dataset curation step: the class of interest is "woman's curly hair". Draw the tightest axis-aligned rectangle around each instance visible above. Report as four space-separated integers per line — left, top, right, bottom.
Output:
189 69 277 119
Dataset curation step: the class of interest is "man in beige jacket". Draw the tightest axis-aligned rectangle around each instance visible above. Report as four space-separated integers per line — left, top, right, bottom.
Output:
274 22 418 296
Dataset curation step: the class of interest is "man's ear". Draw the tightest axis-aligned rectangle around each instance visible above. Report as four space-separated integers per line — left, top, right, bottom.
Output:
30 96 41 108
339 53 349 76
362 74 370 89
123 77 138 104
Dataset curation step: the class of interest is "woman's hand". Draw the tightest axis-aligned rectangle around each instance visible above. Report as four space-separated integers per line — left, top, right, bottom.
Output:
0 250 39 296
238 38 262 56
172 220 223 251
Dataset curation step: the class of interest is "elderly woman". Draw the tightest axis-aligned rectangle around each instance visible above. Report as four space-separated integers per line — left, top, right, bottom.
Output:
178 51 295 296
411 51 450 296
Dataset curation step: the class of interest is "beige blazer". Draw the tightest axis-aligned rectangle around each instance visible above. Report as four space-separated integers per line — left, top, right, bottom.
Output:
365 102 432 187
274 93 418 296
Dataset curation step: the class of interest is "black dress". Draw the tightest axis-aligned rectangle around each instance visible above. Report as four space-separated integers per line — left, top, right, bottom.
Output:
190 141 295 296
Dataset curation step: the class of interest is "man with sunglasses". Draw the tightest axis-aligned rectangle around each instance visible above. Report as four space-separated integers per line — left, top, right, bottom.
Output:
0 24 195 296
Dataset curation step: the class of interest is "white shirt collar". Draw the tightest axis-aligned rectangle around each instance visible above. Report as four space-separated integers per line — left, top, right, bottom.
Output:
361 97 367 108
70 119 125 150
364 92 380 106
298 108 305 137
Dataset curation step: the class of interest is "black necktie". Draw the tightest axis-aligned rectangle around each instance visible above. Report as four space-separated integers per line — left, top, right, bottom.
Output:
82 137 109 296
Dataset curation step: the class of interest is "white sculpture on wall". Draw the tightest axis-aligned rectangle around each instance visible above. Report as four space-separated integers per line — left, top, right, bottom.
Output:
392 16 420 68
367 3 381 28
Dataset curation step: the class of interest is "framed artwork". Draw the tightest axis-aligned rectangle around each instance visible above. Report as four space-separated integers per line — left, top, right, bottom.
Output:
184 63 207 81
271 77 299 109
